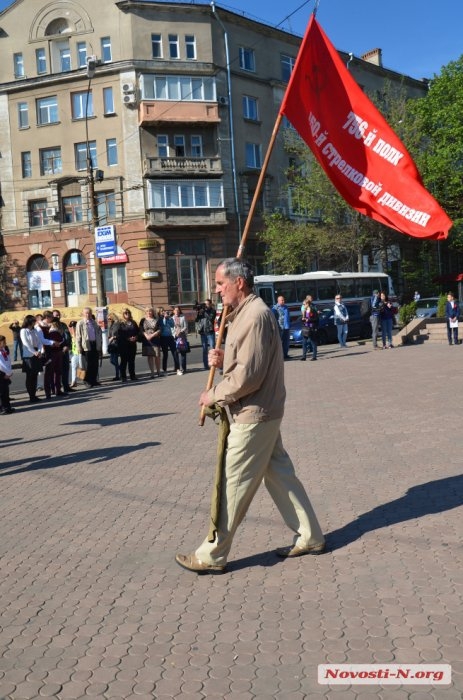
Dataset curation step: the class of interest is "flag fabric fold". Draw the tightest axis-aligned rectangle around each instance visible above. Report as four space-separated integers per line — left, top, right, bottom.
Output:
279 16 452 240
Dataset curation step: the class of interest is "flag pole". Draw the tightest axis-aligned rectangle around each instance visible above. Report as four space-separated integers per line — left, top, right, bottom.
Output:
199 112 284 425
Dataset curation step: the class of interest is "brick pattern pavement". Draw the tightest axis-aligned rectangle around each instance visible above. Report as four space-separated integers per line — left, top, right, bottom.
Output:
1 341 463 699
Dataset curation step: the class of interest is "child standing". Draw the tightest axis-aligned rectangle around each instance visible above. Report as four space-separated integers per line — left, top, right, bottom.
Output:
0 335 15 414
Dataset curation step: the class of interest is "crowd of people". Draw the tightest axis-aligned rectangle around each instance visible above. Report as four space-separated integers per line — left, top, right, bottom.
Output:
1 302 219 413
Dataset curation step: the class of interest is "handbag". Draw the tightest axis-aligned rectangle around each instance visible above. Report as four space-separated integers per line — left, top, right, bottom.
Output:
77 367 86 380
301 326 311 338
176 335 188 352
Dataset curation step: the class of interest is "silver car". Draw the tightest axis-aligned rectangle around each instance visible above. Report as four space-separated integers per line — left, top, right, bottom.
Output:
415 297 439 318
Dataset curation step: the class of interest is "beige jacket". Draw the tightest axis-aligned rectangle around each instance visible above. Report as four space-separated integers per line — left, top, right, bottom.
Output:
76 319 102 353
207 294 286 423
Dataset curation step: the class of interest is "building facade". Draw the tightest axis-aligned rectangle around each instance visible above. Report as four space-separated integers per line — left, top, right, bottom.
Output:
0 0 428 313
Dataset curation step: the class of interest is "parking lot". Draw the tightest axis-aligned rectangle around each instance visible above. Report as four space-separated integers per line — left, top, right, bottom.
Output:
1 339 463 698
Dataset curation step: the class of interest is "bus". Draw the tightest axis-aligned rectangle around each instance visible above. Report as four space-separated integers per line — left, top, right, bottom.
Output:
254 271 396 322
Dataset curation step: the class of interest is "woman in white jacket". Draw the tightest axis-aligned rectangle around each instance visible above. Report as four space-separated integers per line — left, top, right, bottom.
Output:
0 334 14 413
172 306 188 375
333 294 349 348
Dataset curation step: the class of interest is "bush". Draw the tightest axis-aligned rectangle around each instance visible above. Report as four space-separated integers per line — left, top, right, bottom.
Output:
437 293 447 318
399 301 417 326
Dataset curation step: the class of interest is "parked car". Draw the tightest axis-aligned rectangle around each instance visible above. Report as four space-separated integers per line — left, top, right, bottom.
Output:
289 302 371 346
414 297 439 319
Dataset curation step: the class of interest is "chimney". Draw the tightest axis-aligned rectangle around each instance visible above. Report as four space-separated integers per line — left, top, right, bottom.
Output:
361 48 383 67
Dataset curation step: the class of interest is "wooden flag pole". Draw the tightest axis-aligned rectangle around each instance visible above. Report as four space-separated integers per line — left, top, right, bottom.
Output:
199 113 284 425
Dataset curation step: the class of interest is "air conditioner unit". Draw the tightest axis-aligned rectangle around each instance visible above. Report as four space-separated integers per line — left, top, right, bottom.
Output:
45 207 57 217
123 93 137 105
218 96 229 106
122 81 135 94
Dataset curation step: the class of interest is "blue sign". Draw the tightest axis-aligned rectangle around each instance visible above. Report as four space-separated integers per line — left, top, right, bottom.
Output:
96 240 117 257
95 225 117 258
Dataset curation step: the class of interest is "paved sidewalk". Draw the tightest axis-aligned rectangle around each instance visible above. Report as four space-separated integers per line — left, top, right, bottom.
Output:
1 340 463 699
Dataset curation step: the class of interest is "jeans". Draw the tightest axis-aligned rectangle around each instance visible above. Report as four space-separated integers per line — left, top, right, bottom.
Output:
336 323 348 347
109 350 120 378
160 336 179 372
280 329 290 358
381 318 393 347
200 332 216 369
301 335 313 359
13 338 23 362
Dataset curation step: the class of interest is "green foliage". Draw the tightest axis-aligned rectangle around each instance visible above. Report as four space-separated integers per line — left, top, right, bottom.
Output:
437 293 447 318
399 301 417 326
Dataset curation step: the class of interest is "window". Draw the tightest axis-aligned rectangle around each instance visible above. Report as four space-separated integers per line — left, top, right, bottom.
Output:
148 180 224 208
103 87 115 115
93 192 116 224
106 138 118 166
64 251 88 303
21 151 32 178
40 147 62 175
174 135 185 157
151 33 162 58
18 102 29 129
36 48 47 75
191 135 203 157
60 46 71 72
239 47 255 72
14 53 24 78
168 34 179 59
281 54 296 82
29 200 49 227
75 141 96 171
157 135 168 157
243 95 258 121
245 143 262 169
103 265 127 293
37 96 59 125
77 42 87 68
166 239 206 305
72 91 93 119
141 74 215 101
62 196 83 223
185 35 196 60
101 37 112 63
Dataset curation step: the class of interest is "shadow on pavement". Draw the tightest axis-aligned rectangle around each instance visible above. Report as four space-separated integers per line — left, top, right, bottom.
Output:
327 474 463 551
0 441 160 477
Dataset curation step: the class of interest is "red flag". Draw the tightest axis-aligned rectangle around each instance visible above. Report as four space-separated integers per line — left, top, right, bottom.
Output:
280 16 452 240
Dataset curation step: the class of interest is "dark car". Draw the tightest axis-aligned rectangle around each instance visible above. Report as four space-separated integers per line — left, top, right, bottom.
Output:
289 302 371 346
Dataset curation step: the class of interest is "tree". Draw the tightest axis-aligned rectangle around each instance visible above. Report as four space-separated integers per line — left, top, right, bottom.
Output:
404 56 463 249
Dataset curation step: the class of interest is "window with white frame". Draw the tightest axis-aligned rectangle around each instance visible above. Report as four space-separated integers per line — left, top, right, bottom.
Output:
40 147 62 175
281 54 296 82
36 48 47 75
93 192 116 224
62 195 83 223
168 34 179 59
239 47 255 72
37 96 59 125
21 151 32 178
191 135 203 157
71 91 93 120
151 33 162 58
101 37 112 63
18 102 29 129
106 138 118 166
103 265 127 293
185 35 196 60
245 142 262 169
141 74 215 101
14 53 24 78
60 45 71 72
148 180 224 208
174 135 185 157
103 87 115 115
77 42 87 68
243 95 258 121
157 135 168 157
75 141 96 171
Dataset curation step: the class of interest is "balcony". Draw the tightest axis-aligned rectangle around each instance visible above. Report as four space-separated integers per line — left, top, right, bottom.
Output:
139 100 220 126
147 208 228 229
144 156 222 178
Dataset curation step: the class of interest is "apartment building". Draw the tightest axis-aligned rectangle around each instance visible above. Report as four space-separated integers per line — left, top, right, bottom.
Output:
0 0 427 313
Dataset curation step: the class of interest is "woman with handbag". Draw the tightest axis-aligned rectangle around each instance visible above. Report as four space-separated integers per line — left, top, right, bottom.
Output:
172 306 188 375
139 307 161 379
300 296 319 361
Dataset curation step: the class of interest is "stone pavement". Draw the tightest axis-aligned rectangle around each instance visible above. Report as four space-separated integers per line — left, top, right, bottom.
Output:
1 339 463 700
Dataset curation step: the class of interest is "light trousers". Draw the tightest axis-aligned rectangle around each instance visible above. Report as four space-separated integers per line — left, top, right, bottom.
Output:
195 418 324 566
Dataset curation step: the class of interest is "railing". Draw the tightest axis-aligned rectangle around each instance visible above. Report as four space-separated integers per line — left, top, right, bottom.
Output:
144 156 222 176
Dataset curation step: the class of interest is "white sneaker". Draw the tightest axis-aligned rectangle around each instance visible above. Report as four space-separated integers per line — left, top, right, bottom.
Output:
177 369 183 375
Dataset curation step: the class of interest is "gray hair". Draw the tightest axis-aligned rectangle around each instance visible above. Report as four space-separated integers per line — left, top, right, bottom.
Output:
219 258 254 288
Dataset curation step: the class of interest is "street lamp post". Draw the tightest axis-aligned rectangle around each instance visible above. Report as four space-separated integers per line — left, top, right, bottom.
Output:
85 56 106 308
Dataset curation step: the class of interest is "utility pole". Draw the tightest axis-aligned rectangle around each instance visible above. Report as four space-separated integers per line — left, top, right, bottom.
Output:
86 55 106 308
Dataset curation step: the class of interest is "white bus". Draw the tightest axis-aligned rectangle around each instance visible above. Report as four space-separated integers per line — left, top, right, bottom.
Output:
254 271 395 321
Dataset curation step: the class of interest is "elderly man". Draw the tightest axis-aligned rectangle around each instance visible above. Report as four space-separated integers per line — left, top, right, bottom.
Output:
75 307 102 387
176 258 324 574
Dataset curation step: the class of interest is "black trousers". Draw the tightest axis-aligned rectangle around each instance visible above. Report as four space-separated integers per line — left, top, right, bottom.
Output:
83 342 99 385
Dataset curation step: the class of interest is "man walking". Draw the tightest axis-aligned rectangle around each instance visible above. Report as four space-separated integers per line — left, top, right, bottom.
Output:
175 258 325 574
370 289 382 349
272 295 291 359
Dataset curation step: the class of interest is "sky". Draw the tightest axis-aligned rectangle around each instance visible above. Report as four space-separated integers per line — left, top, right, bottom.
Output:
0 0 460 81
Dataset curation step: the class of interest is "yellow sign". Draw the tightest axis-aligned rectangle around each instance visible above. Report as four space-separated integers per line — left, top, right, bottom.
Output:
138 239 159 250
141 271 161 280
